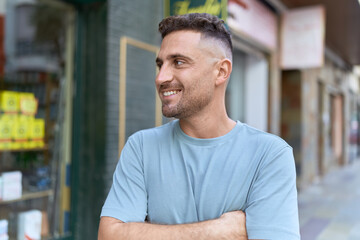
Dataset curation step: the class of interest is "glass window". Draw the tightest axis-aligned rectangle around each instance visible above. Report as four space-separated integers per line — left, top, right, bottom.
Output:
0 1 73 239
226 49 246 122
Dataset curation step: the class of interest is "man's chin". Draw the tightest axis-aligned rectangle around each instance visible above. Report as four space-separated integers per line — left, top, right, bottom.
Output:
162 112 178 118
162 108 180 119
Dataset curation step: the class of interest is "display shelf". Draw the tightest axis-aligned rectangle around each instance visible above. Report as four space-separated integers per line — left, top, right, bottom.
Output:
0 72 60 238
0 145 49 153
0 189 53 205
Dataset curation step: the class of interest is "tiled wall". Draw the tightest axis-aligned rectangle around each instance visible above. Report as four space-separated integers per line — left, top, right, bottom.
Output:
105 0 163 191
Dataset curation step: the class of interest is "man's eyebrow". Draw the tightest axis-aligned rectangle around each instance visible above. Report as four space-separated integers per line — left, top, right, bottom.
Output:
156 54 193 64
168 54 193 62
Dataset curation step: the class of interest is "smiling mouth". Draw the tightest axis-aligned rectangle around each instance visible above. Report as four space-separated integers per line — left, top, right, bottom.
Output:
163 90 181 97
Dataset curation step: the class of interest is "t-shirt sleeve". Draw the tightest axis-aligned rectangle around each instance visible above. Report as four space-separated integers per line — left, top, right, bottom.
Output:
100 134 147 222
245 145 300 240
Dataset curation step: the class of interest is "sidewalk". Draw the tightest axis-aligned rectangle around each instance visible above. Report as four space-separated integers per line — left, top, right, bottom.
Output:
298 160 360 240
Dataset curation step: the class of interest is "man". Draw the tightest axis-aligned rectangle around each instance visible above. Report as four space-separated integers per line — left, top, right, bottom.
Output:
99 13 300 240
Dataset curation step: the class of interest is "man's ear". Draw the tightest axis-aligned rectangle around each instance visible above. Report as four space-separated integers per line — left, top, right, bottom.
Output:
215 59 232 86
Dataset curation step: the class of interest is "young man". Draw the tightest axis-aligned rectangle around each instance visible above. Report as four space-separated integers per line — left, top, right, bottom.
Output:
99 13 300 240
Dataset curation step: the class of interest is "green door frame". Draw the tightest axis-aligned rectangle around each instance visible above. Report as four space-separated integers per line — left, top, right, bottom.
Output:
69 2 108 239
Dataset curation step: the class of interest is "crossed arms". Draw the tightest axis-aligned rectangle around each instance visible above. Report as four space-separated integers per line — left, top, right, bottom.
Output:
98 135 299 240
98 211 254 240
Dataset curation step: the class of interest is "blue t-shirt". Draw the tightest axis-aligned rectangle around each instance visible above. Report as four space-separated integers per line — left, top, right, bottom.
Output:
101 120 300 239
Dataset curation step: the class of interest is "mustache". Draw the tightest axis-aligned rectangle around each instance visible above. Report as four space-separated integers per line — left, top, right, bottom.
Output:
159 82 183 91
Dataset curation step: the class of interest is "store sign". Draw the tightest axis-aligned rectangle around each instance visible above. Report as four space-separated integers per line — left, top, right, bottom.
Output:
280 6 325 69
165 0 228 20
227 0 277 51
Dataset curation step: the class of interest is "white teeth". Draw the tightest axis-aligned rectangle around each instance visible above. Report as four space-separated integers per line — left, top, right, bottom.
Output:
164 91 179 96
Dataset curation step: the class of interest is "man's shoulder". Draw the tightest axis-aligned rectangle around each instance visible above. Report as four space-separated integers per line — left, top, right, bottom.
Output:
238 122 291 151
122 121 177 156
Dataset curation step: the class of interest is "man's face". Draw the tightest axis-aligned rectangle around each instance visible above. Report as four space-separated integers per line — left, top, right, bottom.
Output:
155 30 219 119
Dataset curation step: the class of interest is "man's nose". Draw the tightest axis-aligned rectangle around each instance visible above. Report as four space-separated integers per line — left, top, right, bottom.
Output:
156 64 173 85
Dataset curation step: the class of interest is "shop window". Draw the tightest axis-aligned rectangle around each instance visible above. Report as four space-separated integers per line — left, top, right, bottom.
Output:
226 50 246 122
0 1 73 239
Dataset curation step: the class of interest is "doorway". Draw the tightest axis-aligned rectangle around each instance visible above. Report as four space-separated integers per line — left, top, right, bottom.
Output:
330 94 344 165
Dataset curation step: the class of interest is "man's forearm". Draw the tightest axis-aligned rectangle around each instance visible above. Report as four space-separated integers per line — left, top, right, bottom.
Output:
99 218 219 240
98 211 247 240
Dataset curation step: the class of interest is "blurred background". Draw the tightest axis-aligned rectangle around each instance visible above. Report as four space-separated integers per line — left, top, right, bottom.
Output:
0 0 359 239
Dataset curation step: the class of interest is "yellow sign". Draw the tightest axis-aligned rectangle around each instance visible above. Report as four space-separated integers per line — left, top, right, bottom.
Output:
165 0 227 20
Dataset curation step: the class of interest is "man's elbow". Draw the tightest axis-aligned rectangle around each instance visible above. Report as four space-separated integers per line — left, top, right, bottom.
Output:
98 216 125 240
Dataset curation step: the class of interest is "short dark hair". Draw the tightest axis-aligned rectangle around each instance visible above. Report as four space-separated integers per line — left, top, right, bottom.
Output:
159 13 232 57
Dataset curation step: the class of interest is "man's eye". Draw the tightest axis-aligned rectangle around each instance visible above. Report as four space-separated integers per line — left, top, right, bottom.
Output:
175 60 184 66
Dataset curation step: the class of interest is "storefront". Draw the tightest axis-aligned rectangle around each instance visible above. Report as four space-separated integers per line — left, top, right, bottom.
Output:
226 0 280 133
0 0 75 239
278 4 359 188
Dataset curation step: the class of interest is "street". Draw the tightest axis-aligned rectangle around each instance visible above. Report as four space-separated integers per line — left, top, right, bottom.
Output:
298 160 360 240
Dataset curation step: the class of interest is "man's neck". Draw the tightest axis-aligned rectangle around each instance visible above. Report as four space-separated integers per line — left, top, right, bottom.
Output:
179 113 236 139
